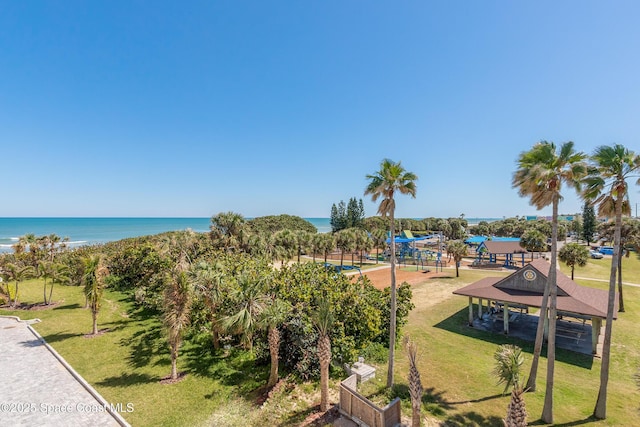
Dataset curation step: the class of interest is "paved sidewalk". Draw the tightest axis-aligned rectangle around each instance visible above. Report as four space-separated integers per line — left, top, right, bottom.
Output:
0 316 129 427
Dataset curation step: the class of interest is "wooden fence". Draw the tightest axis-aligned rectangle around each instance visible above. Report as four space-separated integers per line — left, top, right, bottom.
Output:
339 374 401 427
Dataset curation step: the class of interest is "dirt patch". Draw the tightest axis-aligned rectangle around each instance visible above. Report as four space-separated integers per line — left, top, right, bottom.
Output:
159 372 188 385
83 328 111 338
256 378 296 406
298 405 341 427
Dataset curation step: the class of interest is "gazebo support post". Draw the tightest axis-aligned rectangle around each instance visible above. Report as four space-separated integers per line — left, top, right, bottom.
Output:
478 298 483 319
592 317 602 355
468 297 474 326
503 302 509 334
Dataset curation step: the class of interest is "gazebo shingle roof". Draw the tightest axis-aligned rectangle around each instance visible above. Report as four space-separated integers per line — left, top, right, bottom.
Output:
453 258 615 319
479 240 528 254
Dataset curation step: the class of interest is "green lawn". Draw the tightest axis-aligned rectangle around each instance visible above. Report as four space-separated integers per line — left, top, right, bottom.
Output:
2 257 639 426
560 250 640 284
0 280 275 427
378 267 640 426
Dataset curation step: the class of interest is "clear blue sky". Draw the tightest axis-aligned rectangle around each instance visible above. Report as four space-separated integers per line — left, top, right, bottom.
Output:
2 1 639 219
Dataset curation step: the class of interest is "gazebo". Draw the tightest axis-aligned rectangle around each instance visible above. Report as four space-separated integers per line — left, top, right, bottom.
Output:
453 259 615 355
475 240 528 268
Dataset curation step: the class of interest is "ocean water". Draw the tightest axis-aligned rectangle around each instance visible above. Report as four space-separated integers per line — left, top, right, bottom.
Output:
0 217 500 254
0 217 333 253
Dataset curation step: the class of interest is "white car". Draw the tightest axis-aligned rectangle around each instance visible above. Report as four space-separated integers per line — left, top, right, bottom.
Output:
590 250 604 259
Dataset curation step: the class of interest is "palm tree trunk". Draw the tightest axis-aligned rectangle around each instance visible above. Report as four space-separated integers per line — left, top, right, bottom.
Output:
92 309 98 335
541 198 559 423
525 280 550 393
267 326 280 388
48 283 54 306
13 281 20 308
171 344 178 380
319 334 331 411
617 255 624 312
506 387 527 427
387 210 397 388
594 195 623 419
43 278 48 305
212 327 220 350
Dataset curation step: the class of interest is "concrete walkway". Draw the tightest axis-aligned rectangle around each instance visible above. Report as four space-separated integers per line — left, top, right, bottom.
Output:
0 316 129 427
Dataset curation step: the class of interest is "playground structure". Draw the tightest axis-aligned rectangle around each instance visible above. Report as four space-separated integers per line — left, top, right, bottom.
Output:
390 232 447 272
318 230 449 272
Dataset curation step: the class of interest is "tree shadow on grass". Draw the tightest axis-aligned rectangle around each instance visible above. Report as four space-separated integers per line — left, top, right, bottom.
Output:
442 411 504 426
444 392 504 406
423 387 505 421
529 415 599 426
40 332 82 344
182 343 266 394
95 372 159 388
98 319 130 334
52 303 82 311
119 326 166 369
434 308 594 369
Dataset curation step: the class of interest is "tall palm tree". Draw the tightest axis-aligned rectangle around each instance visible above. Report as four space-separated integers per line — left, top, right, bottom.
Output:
38 261 54 305
316 233 335 264
19 233 39 267
446 240 468 277
597 217 640 312
260 297 291 388
48 263 70 306
2 263 35 307
583 144 640 419
370 228 387 264
558 243 589 280
335 229 356 268
295 230 312 263
309 233 322 263
493 344 527 427
352 228 372 266
44 233 62 261
313 297 334 412
365 158 417 388
83 255 108 335
512 141 586 423
164 268 193 380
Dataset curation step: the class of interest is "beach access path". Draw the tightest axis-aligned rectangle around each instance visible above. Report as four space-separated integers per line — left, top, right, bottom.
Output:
0 316 129 427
